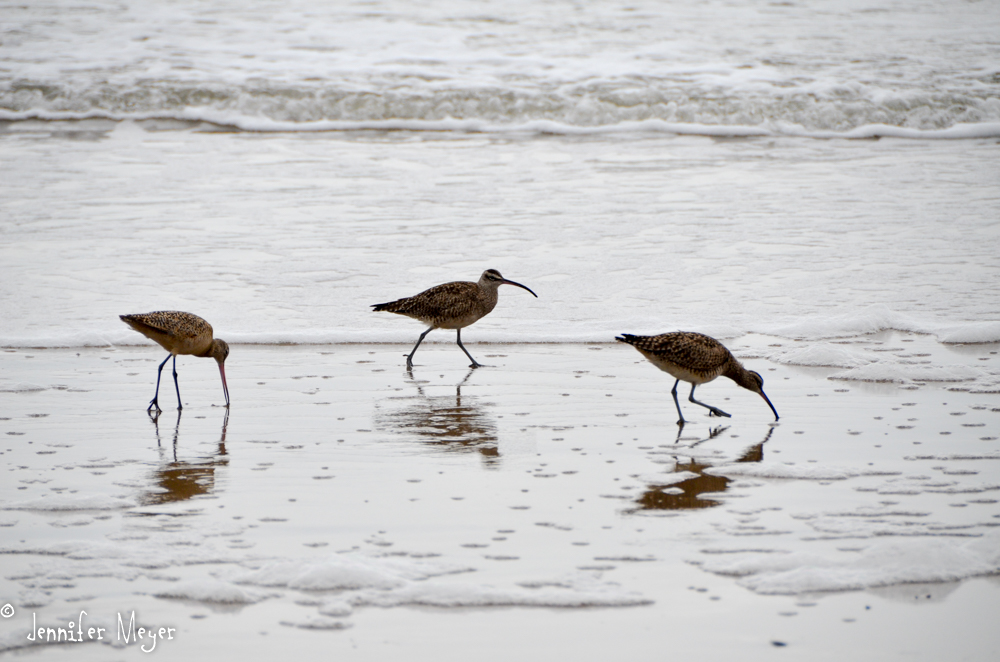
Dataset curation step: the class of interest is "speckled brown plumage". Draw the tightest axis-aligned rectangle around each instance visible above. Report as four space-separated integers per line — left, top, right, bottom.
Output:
372 280 498 330
373 269 537 368
618 332 734 384
121 311 230 411
617 331 778 425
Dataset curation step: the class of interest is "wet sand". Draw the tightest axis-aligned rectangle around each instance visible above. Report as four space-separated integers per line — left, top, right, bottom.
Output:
1 336 999 660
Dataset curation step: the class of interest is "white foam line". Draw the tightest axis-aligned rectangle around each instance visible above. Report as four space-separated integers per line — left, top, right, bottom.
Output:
2 110 998 140
1 305 998 349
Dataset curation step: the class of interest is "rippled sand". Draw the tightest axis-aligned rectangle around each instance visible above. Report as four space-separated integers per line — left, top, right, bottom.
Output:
1 338 999 660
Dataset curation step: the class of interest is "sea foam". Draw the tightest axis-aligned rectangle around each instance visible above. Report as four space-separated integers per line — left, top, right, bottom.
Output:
3 0 999 136
696 533 1000 595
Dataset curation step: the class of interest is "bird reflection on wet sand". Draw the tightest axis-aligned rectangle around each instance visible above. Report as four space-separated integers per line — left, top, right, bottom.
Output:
375 369 499 464
629 427 774 512
139 409 230 506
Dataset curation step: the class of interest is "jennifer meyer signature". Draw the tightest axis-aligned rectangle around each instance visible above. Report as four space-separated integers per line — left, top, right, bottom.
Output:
26 610 176 652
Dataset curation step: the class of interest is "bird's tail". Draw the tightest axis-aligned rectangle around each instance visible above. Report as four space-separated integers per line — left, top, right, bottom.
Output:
371 298 407 313
615 334 639 346
120 313 163 337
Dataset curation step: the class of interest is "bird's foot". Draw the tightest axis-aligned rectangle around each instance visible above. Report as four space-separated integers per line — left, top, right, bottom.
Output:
676 419 686 427
469 362 483 369
708 407 732 418
147 400 162 413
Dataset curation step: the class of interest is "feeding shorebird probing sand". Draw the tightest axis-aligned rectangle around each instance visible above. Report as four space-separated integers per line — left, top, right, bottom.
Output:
616 331 778 425
120 311 230 412
372 269 537 369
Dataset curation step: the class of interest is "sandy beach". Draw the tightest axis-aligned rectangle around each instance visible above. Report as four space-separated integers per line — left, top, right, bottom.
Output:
1 336 998 660
3 3 999 658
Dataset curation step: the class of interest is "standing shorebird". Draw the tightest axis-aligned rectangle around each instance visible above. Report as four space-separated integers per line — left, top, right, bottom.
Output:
120 311 230 412
372 269 537 369
616 331 778 425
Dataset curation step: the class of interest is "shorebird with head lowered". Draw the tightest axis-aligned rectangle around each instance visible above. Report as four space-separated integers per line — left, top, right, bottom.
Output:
372 269 537 369
616 331 778 426
120 311 230 412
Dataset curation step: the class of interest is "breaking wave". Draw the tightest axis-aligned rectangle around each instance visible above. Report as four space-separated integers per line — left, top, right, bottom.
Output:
3 80 999 138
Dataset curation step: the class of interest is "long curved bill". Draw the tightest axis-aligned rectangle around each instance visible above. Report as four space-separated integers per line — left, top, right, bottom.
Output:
500 278 538 298
218 363 230 407
760 390 779 421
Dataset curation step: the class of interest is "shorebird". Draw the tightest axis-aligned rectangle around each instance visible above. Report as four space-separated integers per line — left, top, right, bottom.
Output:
616 332 778 425
120 311 230 412
372 269 537 368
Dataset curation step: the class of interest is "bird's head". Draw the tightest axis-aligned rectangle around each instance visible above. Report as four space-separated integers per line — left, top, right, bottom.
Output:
211 339 230 365
480 269 538 297
211 339 230 407
746 370 779 421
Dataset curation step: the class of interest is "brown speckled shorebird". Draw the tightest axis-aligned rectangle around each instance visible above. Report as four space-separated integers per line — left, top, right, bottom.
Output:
372 269 537 369
120 311 230 412
616 331 778 425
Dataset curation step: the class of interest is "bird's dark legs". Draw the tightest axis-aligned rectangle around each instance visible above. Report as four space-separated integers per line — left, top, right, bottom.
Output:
670 379 686 426
688 384 731 419
456 329 482 369
171 355 183 411
407 328 433 368
405 328 481 368
148 353 172 413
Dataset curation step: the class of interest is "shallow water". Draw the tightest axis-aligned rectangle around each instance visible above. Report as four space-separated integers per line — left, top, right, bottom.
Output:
1 340 999 659
2 124 999 356
2 1 999 385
